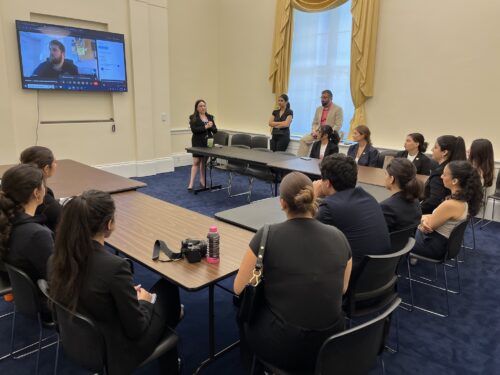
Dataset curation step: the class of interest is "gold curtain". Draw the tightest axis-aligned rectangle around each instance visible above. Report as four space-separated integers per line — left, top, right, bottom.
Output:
348 0 380 139
269 0 380 139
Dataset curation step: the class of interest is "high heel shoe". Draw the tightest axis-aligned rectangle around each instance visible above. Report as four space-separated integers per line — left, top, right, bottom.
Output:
187 187 193 192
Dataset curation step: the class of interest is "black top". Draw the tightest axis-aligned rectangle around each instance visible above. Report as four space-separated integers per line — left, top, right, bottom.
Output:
310 140 339 159
67 241 159 374
421 162 449 214
271 108 293 135
380 191 422 232
249 218 351 329
316 187 390 277
395 151 435 176
5 213 53 283
190 114 218 148
32 59 79 78
347 143 379 167
35 187 62 232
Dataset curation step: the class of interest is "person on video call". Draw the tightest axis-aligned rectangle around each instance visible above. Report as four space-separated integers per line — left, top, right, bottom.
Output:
32 40 78 78
297 90 343 157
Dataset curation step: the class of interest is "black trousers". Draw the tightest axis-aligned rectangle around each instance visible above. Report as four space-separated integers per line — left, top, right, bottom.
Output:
270 134 290 152
412 230 448 259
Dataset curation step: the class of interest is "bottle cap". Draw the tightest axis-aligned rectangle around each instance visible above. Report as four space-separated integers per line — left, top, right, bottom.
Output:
209 226 218 233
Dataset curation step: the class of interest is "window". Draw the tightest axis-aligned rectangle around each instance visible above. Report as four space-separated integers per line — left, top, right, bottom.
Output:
288 1 353 138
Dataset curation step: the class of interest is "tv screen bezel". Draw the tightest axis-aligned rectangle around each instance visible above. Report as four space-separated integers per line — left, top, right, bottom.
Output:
15 20 128 92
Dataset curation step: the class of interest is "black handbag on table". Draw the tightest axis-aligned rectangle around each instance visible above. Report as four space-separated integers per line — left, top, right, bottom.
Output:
237 224 270 325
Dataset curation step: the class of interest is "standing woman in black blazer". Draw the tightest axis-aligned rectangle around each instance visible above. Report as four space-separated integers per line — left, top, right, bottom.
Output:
421 135 466 214
188 99 218 190
49 190 181 374
395 133 434 175
347 125 379 167
380 158 423 232
20 146 62 232
310 126 340 159
269 94 293 152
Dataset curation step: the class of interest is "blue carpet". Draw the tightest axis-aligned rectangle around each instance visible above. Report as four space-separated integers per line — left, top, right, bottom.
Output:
1 165 499 374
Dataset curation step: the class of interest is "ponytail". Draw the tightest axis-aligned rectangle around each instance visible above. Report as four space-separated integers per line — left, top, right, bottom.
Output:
386 158 423 202
437 135 467 164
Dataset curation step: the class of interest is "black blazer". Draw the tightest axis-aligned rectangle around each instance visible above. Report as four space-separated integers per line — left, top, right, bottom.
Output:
380 191 422 232
190 114 218 148
395 151 434 176
347 144 379 167
421 163 450 214
66 241 163 374
6 213 53 283
310 140 339 159
35 187 62 232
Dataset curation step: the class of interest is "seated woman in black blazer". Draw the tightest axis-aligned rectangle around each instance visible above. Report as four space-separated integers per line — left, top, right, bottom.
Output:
421 135 466 214
347 125 379 167
234 172 352 373
49 190 181 374
310 125 340 159
380 158 423 232
395 133 434 176
20 146 62 232
188 99 218 190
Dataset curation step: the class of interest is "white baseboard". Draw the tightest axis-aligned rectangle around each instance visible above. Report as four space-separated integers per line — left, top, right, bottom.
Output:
171 152 193 167
95 156 175 177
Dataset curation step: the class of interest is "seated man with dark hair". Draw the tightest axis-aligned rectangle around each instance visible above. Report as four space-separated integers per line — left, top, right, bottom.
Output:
313 154 391 278
32 39 78 78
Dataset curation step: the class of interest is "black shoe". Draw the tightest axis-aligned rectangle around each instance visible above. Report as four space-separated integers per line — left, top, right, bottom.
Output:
187 187 193 192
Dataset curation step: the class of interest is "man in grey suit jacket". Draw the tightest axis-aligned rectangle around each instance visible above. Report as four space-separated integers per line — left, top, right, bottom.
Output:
297 90 343 157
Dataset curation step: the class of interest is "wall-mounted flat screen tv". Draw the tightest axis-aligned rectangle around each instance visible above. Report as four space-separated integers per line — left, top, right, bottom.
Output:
16 20 127 92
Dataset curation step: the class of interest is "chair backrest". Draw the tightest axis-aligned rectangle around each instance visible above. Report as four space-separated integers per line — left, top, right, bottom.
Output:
213 131 229 146
446 220 468 260
230 133 252 147
315 298 401 375
38 279 106 373
389 226 417 252
495 170 500 194
346 238 414 313
377 150 398 169
4 262 41 316
251 135 269 149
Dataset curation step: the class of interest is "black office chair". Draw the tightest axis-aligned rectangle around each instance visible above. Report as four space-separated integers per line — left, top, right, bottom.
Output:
230 133 252 148
245 148 277 201
408 220 468 317
377 150 398 169
38 279 179 374
0 261 14 361
480 172 500 229
250 135 269 149
213 131 229 146
254 298 402 375
4 264 58 374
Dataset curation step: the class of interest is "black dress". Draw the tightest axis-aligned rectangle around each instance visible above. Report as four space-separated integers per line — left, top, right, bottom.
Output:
270 108 293 152
189 114 218 157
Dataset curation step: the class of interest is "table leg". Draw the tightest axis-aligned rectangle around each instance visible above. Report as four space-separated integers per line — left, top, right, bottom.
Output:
194 157 222 195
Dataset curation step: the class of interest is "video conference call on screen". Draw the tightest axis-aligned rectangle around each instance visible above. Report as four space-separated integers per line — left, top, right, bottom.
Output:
16 20 128 92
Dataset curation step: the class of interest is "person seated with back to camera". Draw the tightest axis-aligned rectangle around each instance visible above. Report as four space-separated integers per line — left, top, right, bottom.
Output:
313 154 390 279
412 160 482 260
347 125 379 167
234 171 352 373
380 158 423 233
396 133 434 176
49 190 182 374
20 146 62 232
468 138 495 189
309 125 340 160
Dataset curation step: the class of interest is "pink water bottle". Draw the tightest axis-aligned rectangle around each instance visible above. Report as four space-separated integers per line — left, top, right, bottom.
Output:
207 226 220 264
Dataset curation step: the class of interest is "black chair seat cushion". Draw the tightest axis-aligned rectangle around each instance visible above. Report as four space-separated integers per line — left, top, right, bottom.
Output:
245 165 275 181
0 272 12 296
409 252 442 263
139 327 178 367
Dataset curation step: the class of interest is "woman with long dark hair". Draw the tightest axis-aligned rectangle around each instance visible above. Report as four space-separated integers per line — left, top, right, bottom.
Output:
0 164 52 284
49 190 181 374
380 158 423 232
420 135 466 214
347 125 379 167
20 146 62 231
188 99 218 191
235 172 351 373
468 138 495 188
412 161 483 259
269 94 293 152
395 133 434 175
309 126 340 159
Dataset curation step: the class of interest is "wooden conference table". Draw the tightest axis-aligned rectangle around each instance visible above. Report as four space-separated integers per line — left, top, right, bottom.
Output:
107 191 253 374
0 159 146 197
